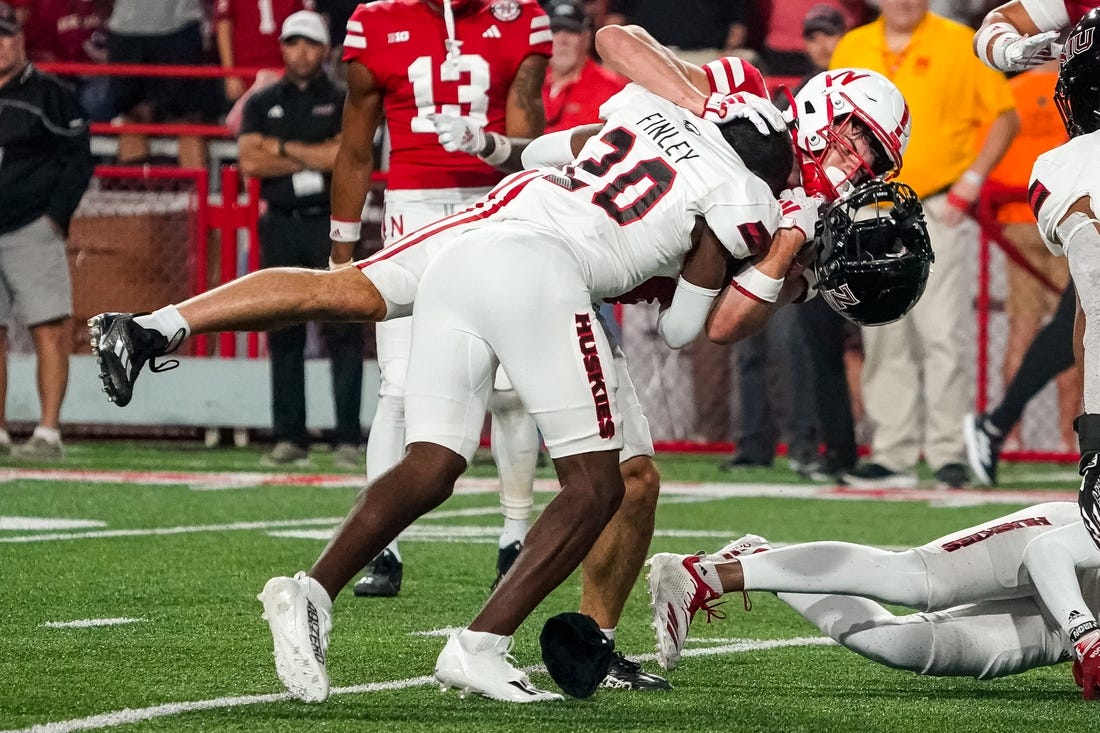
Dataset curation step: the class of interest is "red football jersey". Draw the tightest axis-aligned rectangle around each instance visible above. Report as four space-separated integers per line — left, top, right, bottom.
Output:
343 0 552 189
1065 0 1095 24
215 0 315 69
18 0 110 63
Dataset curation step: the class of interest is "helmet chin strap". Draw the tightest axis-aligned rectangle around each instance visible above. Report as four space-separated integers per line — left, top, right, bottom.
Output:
441 0 463 80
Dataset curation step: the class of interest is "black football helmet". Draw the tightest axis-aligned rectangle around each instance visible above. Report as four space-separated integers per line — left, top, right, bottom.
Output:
1055 8 1100 137
814 179 934 327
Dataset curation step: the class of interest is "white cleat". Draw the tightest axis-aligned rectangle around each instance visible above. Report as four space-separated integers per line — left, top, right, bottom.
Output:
647 553 724 671
434 630 563 703
258 572 332 703
705 533 772 563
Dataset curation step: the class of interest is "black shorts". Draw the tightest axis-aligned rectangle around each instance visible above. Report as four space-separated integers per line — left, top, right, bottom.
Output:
108 22 219 121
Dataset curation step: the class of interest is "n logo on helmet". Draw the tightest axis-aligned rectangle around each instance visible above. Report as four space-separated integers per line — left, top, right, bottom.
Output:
821 283 861 311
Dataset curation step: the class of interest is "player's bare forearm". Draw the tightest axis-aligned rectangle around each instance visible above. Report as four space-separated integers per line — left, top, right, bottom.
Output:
506 55 547 139
705 228 807 343
594 24 708 113
330 61 382 261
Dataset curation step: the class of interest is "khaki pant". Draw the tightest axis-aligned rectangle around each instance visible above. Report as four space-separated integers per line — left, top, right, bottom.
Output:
860 193 977 472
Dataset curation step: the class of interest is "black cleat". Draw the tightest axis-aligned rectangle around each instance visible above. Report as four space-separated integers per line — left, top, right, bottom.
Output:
601 650 672 691
353 549 403 597
88 312 180 407
491 540 522 591
963 412 1003 486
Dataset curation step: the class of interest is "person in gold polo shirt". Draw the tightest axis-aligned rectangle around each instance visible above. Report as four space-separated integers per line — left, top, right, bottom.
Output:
832 0 1019 490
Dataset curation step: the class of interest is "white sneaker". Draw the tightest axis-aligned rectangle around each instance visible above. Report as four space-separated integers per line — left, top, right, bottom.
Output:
258 572 332 702
434 630 563 702
647 553 723 671
705 533 772 563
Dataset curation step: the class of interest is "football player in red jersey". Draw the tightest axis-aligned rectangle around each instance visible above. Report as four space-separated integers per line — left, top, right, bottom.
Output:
332 0 669 692
332 0 550 607
215 0 315 101
974 0 1097 73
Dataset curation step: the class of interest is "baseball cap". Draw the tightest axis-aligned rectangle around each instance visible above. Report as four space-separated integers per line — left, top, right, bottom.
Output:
802 4 846 38
545 0 591 33
280 10 330 45
0 1 20 37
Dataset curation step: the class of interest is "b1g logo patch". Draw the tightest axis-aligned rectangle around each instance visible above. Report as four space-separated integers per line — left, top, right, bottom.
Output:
490 0 520 21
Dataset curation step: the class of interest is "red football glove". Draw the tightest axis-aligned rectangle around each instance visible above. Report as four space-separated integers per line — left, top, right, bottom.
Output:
1073 628 1100 699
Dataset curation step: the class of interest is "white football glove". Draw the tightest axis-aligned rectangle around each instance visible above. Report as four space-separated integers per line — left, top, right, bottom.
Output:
996 30 1059 71
426 112 487 154
700 92 787 135
778 186 826 241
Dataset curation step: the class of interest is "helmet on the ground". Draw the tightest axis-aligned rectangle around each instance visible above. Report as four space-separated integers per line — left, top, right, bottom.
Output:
814 179 933 326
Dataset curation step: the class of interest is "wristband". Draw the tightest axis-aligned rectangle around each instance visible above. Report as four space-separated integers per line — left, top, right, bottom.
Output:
328 256 354 270
329 217 362 243
731 265 784 303
961 170 984 188
946 191 971 211
975 21 1018 69
479 131 513 167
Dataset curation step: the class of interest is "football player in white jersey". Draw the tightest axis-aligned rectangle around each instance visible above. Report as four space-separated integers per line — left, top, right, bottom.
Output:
648 502 1100 699
88 69 915 701
1024 9 1100 556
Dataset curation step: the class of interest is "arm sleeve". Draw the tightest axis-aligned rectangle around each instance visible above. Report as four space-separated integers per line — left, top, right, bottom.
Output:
1020 0 1071 31
44 81 93 234
657 277 721 348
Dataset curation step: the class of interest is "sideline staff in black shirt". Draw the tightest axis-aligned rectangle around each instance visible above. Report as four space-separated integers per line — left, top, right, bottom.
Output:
238 10 364 469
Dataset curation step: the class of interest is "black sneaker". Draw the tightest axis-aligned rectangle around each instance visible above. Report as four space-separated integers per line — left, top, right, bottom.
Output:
353 549 403 597
934 462 971 490
963 413 1003 486
601 650 672 691
843 462 918 489
719 453 773 471
491 540 522 591
88 312 181 407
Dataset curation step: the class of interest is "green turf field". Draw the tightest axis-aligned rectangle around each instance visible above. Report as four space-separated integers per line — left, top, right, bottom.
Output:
1 443 1091 732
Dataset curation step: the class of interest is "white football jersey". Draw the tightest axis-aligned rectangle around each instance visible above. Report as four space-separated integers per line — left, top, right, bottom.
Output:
1029 130 1100 256
492 84 782 300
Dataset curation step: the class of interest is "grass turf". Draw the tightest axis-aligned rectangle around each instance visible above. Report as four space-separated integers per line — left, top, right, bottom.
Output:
0 442 1088 732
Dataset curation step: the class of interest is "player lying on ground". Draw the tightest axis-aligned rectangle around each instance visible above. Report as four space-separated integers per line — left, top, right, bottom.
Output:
647 501 1100 699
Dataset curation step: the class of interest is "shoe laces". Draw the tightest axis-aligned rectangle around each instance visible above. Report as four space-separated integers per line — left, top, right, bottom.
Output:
148 328 185 374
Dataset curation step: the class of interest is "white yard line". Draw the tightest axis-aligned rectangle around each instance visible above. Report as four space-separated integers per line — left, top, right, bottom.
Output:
42 618 146 629
0 637 832 733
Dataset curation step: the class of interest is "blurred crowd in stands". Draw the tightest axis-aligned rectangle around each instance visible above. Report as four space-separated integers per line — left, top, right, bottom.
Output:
15 1 1005 129
14 0 1071 487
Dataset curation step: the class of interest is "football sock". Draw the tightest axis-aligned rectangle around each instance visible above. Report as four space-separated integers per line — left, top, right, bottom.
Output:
489 386 539 537
365 392 405 565
601 627 616 643
739 542 929 608
500 518 527 548
135 305 190 342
